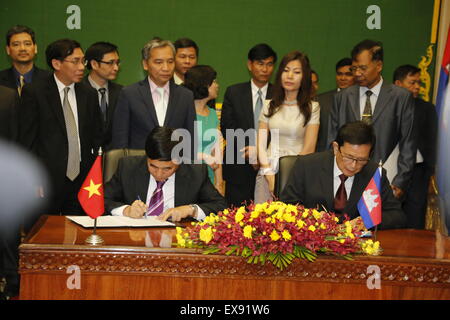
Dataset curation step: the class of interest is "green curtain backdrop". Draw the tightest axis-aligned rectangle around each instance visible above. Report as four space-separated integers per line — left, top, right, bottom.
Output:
0 0 436 101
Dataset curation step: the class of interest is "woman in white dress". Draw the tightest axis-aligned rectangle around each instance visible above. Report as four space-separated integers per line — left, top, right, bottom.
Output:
255 51 320 203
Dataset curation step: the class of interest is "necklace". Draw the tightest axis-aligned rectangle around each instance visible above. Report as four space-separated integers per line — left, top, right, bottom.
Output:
283 100 297 106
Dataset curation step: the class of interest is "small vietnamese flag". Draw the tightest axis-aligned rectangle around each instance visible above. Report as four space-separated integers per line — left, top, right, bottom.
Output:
78 153 104 219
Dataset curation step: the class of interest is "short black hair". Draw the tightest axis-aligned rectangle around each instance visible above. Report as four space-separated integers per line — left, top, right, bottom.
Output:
174 38 199 56
145 127 180 161
393 64 420 82
45 39 81 70
248 43 277 63
351 39 383 62
84 42 118 70
335 57 353 72
335 121 376 150
183 65 217 100
6 25 35 45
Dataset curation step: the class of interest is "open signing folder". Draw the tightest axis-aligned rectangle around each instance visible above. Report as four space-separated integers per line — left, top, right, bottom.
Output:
66 215 175 228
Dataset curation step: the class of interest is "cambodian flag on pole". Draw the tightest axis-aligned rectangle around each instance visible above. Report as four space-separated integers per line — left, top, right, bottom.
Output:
436 26 450 234
357 167 382 229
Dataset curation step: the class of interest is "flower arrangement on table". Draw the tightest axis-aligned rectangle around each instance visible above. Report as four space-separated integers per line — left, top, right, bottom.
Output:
176 201 381 270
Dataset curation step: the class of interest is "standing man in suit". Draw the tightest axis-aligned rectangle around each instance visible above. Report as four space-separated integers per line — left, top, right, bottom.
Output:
173 38 198 85
112 39 195 150
393 65 438 229
316 58 354 152
18 39 103 215
281 121 406 229
84 42 123 151
105 127 227 221
0 25 50 94
220 43 277 207
327 39 417 200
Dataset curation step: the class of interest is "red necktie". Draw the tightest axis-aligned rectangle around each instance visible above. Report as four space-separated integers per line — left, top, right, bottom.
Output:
334 174 348 213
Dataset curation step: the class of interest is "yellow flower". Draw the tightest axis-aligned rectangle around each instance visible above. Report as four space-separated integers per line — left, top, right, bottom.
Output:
204 215 216 225
199 227 213 244
312 209 322 220
227 224 232 229
235 210 245 223
282 230 291 241
176 234 186 247
283 213 296 223
270 230 280 241
302 209 309 218
339 239 345 244
223 209 229 215
308 225 316 232
297 220 305 229
176 227 183 235
243 225 253 239
286 204 298 215
320 223 326 230
250 210 260 219
239 221 244 227
334 217 339 222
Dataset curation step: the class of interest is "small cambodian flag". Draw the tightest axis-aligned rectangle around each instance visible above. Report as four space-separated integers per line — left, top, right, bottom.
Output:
357 167 382 229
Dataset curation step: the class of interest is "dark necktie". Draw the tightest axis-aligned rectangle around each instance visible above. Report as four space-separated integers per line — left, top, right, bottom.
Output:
146 180 167 216
362 90 373 124
98 88 107 121
334 174 348 214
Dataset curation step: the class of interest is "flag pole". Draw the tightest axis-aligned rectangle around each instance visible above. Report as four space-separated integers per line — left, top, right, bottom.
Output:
373 160 383 242
85 147 105 245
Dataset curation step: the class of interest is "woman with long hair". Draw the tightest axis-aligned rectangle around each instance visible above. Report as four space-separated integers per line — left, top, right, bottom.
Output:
184 65 224 195
255 50 320 203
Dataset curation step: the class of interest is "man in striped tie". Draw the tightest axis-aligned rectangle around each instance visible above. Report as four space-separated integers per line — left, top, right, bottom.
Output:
105 127 227 222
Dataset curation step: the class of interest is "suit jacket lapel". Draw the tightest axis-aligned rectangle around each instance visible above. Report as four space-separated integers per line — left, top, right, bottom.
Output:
320 151 335 212
349 85 360 120
138 78 159 127
371 83 391 123
47 77 67 133
164 81 179 126
74 83 87 141
137 158 150 202
243 82 255 128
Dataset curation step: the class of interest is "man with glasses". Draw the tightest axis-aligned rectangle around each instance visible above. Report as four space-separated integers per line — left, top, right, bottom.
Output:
84 42 123 150
0 25 50 95
327 40 417 202
281 121 406 229
18 38 103 216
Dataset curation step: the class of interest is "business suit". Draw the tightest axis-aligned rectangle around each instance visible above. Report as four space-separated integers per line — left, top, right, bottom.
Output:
327 83 417 191
18 74 103 215
0 85 19 141
316 89 337 152
403 98 438 228
220 81 273 207
83 76 123 151
280 151 406 230
112 78 195 149
0 66 51 90
104 156 227 215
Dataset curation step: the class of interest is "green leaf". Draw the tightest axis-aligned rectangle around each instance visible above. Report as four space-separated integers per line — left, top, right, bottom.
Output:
225 246 237 256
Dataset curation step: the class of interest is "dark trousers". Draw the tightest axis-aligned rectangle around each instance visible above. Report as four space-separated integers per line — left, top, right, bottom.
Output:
402 163 432 229
0 225 20 296
225 181 256 208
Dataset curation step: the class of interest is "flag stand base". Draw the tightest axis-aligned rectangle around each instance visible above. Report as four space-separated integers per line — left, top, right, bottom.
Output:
85 234 104 245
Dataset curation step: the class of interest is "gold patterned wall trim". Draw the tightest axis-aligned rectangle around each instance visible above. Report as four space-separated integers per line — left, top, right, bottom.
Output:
418 44 434 102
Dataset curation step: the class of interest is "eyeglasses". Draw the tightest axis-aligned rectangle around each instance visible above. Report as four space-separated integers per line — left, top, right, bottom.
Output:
338 148 370 165
63 58 87 66
98 59 121 66
349 65 369 73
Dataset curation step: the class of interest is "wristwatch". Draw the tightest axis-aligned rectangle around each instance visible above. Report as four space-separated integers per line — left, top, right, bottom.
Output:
190 204 198 218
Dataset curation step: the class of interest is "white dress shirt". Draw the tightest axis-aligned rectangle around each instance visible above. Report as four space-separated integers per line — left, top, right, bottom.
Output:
148 77 170 126
359 77 383 118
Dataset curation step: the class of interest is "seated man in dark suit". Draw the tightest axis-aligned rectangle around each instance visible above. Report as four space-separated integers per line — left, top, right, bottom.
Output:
393 65 438 229
0 25 50 94
112 38 195 150
105 127 227 222
281 121 406 230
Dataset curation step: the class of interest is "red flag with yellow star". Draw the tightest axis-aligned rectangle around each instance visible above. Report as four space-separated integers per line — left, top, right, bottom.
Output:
78 155 104 218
